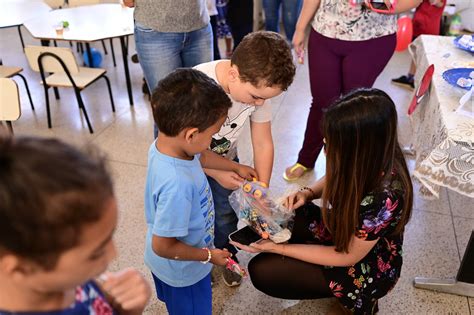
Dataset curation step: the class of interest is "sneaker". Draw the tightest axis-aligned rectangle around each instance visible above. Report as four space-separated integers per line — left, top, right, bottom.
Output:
391 75 414 90
222 266 242 287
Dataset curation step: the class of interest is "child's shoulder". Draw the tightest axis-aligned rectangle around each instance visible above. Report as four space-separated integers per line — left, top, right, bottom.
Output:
194 60 229 79
0 281 114 315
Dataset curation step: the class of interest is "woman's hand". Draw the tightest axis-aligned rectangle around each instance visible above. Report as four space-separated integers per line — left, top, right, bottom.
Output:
283 190 311 211
292 29 306 63
230 239 279 254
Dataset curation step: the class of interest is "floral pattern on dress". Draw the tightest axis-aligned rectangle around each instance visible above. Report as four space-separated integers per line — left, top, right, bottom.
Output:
311 0 397 41
309 176 406 315
0 281 116 315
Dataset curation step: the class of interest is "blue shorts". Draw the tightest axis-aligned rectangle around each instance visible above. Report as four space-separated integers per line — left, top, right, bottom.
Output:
151 272 212 315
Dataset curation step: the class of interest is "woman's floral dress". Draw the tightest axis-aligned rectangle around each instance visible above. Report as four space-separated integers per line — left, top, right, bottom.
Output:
308 177 406 314
0 281 116 315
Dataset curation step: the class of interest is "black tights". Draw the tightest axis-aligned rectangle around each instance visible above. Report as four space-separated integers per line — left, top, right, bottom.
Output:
248 204 333 300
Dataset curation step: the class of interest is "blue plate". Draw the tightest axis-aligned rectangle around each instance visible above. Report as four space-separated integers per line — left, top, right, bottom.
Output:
442 68 474 91
453 35 474 53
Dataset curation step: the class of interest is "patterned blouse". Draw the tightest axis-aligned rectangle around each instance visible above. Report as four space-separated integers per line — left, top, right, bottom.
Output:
0 281 117 315
310 176 406 314
312 0 397 41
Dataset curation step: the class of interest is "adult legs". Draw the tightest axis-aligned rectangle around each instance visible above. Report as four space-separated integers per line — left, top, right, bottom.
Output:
281 0 302 42
342 34 396 93
248 204 333 299
134 23 183 96
210 15 221 60
296 30 343 169
262 0 282 33
227 0 254 50
181 23 214 67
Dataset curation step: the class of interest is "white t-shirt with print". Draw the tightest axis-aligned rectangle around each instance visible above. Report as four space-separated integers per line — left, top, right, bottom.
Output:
194 60 272 160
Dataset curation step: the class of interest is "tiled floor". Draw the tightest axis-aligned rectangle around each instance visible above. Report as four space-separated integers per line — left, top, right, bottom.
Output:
1 25 472 314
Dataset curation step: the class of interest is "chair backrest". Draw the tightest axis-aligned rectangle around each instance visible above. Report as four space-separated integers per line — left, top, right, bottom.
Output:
0 78 21 122
24 46 80 74
68 0 101 7
43 0 66 9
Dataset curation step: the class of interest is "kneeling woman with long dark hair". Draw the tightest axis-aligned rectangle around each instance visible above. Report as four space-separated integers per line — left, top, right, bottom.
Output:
231 88 413 315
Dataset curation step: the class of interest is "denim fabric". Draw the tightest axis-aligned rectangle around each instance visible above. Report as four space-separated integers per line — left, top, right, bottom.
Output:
134 22 213 94
262 0 302 42
207 174 238 255
134 22 213 137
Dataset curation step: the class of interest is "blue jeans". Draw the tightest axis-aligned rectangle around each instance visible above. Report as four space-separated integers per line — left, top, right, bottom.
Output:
207 174 238 256
262 0 302 42
134 22 213 94
134 22 213 137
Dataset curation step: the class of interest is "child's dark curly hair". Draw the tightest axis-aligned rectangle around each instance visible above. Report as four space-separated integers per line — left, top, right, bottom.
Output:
151 68 232 136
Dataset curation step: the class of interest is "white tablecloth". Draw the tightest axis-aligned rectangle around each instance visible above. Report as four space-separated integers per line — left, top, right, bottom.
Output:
409 35 474 199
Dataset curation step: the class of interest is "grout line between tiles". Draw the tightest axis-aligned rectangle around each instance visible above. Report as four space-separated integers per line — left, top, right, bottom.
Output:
106 158 147 168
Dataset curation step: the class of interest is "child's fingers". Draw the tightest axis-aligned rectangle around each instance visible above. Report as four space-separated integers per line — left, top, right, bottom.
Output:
112 284 151 311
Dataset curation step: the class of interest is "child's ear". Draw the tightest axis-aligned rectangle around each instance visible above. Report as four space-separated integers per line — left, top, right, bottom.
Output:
0 254 37 279
184 127 200 143
228 65 240 82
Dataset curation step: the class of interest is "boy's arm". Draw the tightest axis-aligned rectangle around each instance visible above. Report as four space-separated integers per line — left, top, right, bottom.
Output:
250 121 274 186
200 149 256 178
152 235 230 266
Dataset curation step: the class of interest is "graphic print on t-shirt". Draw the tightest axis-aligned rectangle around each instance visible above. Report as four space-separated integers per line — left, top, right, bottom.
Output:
210 106 253 156
199 180 215 247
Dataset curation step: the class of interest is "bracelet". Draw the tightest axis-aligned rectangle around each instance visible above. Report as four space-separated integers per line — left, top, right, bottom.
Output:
201 247 212 264
300 186 315 199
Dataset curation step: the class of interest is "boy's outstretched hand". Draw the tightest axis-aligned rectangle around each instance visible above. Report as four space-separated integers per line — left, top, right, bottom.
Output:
101 268 151 315
210 248 232 266
234 164 258 181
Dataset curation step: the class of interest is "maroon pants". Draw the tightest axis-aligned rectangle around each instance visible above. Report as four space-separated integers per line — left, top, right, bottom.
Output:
297 30 396 168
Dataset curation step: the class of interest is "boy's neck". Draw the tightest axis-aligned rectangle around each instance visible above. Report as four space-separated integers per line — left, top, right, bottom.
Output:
156 134 193 160
0 277 74 311
215 60 231 94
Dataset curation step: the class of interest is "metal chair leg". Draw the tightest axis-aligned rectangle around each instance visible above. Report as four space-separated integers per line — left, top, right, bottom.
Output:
74 89 94 133
44 86 52 128
101 75 115 112
110 38 116 67
53 87 60 100
15 73 35 110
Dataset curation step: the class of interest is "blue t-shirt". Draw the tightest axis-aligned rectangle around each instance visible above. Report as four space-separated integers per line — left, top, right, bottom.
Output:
0 281 116 315
144 142 215 287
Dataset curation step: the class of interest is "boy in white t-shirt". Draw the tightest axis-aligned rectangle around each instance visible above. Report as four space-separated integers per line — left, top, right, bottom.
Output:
194 31 296 286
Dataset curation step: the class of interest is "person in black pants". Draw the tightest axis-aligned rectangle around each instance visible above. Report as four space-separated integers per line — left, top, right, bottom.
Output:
227 0 253 50
232 89 414 315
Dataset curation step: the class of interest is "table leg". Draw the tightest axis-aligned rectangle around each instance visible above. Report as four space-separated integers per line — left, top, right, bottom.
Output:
120 36 133 106
414 230 474 297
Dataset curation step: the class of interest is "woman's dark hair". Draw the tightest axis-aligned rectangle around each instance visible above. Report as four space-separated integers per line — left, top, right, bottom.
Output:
151 68 232 136
0 136 113 270
321 88 413 253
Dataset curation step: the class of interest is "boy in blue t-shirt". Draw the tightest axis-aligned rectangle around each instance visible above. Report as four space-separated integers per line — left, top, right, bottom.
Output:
144 68 256 315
